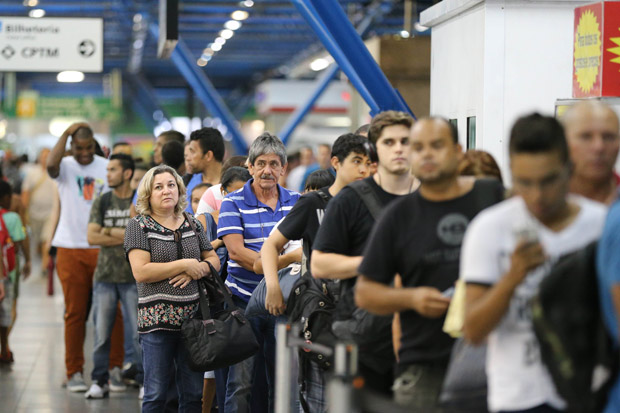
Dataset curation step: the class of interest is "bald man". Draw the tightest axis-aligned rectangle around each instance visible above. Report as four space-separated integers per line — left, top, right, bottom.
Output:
563 101 620 205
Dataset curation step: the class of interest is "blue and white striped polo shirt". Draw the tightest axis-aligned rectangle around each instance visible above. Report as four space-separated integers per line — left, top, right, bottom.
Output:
217 179 300 301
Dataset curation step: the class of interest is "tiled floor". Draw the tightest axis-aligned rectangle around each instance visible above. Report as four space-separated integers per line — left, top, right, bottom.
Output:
0 273 142 413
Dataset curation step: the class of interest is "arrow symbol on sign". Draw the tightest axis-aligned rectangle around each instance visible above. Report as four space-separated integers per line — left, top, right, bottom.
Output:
78 40 95 57
1 46 15 59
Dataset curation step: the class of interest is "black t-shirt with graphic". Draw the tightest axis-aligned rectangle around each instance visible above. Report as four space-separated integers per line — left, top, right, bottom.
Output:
277 186 331 270
359 179 504 367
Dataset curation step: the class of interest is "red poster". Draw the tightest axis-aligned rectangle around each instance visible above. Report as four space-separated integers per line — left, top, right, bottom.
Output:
602 1 620 97
573 3 603 98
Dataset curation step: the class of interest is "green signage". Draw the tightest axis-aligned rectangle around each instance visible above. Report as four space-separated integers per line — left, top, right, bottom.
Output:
37 96 121 121
11 91 121 121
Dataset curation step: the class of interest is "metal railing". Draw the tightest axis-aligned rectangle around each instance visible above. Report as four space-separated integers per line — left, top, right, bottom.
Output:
275 322 412 413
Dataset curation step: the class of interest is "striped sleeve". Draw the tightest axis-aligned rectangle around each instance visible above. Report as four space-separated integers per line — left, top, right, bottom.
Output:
217 197 244 238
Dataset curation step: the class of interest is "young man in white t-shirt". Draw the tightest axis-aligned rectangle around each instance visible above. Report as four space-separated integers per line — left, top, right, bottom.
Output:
461 113 608 413
47 123 116 392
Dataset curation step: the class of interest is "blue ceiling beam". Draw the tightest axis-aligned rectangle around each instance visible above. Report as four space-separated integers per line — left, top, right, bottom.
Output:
279 1 392 144
293 0 413 117
291 0 379 115
149 24 247 155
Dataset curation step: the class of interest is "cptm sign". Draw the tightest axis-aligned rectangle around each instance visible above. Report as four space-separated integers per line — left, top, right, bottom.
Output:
0 17 102 73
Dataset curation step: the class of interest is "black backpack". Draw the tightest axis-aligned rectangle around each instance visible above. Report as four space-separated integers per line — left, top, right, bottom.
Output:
286 189 338 370
531 241 618 412
286 273 339 370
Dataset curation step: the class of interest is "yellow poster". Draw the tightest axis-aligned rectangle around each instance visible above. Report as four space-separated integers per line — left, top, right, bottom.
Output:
573 7 602 96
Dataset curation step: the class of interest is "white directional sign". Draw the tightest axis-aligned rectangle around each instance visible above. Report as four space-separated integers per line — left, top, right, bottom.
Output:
0 17 103 72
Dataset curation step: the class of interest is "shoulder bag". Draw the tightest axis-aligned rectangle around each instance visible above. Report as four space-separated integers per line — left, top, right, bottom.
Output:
181 260 259 372
181 213 259 371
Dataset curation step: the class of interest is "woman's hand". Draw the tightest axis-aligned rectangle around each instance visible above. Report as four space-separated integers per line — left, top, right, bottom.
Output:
169 273 193 288
184 259 207 280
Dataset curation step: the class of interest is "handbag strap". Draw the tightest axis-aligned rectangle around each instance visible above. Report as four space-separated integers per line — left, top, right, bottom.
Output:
197 278 212 320
184 211 199 234
183 212 241 316
183 212 212 319
204 260 238 311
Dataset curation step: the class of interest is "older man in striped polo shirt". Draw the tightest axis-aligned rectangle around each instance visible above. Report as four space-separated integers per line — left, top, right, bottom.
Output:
218 132 300 413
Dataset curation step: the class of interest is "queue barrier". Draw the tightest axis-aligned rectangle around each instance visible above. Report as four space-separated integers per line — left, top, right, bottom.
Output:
275 322 412 413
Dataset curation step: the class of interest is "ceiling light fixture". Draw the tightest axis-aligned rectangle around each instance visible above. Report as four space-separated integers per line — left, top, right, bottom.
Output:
197 58 208 67
29 8 45 18
211 43 222 52
243 0 254 7
231 10 249 21
400 30 411 38
310 58 329 72
214 37 226 45
23 0 38 6
203 48 214 56
220 29 234 40
224 20 242 31
57 71 84 83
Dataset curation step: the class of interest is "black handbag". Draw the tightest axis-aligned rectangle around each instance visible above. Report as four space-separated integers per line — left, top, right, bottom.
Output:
181 261 259 372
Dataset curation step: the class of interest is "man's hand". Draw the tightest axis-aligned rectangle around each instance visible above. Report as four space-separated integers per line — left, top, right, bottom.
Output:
169 273 193 289
22 261 31 279
410 287 451 318
506 240 546 285
64 122 90 137
265 283 285 316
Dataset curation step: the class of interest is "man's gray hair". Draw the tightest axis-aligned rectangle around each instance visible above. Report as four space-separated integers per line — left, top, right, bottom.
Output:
248 132 287 166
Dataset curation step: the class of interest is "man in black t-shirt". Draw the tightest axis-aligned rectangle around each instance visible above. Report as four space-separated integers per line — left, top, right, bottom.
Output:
311 111 417 395
356 117 504 411
260 133 372 413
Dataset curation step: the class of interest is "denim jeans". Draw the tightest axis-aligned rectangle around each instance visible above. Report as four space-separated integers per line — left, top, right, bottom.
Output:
140 330 204 413
91 281 143 385
223 295 276 413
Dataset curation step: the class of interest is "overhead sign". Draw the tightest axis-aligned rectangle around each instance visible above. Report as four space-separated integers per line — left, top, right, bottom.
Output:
14 91 120 121
573 2 620 98
0 17 103 72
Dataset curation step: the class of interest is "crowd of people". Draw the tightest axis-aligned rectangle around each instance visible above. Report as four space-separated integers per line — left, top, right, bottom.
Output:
0 100 618 413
